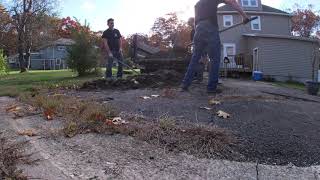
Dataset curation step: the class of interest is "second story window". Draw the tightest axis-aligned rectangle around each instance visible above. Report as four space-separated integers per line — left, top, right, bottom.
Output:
251 16 261 30
223 15 233 27
242 0 258 7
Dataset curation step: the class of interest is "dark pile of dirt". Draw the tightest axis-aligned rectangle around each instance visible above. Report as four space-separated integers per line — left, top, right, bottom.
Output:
81 70 184 90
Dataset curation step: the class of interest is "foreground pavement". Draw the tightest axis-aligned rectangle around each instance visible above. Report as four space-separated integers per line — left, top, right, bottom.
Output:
1 95 320 180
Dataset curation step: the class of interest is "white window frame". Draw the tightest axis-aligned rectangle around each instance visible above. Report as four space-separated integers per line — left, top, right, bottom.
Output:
57 46 66 51
56 59 61 65
8 58 16 64
223 43 236 67
223 15 233 27
251 16 261 31
242 0 258 7
223 43 236 57
253 48 260 73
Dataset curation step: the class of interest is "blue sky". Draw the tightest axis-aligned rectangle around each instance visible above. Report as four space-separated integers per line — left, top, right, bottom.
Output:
3 0 319 36
59 0 319 36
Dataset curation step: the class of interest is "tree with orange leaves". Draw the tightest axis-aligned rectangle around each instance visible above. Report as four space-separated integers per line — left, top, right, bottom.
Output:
291 4 320 37
151 12 192 53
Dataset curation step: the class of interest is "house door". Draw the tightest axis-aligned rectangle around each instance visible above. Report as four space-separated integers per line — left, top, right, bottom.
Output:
253 48 260 72
223 43 236 68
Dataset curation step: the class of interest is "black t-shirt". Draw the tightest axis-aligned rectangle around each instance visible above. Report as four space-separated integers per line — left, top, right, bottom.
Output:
195 0 224 26
102 28 122 51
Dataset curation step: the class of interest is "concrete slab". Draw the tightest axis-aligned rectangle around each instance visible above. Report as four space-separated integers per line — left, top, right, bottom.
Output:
258 164 317 180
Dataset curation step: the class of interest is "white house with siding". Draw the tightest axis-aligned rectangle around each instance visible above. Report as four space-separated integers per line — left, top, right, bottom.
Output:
218 0 320 82
8 38 75 70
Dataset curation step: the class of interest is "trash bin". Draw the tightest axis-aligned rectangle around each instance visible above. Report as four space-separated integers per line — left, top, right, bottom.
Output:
253 71 263 81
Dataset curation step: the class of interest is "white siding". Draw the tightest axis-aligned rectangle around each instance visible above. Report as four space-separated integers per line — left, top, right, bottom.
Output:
247 36 319 82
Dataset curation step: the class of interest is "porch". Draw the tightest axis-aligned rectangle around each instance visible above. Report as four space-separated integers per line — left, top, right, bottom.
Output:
219 53 254 77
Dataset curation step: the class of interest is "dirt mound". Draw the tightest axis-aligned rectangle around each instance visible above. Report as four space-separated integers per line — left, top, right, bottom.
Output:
81 70 184 90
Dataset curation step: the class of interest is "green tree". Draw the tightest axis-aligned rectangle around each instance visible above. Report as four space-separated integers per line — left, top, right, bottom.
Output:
0 49 9 75
67 21 100 77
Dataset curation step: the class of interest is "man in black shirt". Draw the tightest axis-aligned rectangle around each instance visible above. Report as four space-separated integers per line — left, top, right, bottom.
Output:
181 0 249 93
102 18 123 79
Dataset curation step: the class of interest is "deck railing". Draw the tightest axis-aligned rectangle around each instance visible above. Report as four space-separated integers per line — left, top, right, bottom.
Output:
221 54 253 73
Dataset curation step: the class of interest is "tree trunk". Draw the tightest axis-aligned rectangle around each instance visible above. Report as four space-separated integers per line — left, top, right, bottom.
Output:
25 46 31 70
18 30 26 73
25 29 31 70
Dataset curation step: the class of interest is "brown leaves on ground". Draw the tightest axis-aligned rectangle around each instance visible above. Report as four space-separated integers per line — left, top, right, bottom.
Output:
200 107 212 111
5 105 22 113
19 93 237 159
140 95 161 100
0 132 37 180
43 108 55 121
209 99 221 105
5 104 39 119
120 117 237 159
17 129 38 137
217 110 231 119
140 96 151 100
161 88 176 98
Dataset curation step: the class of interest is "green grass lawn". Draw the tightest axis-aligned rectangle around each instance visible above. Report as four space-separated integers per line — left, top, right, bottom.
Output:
273 81 306 91
0 70 101 97
0 68 139 97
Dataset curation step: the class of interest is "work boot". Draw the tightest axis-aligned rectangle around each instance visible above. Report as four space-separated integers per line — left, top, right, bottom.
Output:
179 85 189 92
105 77 113 84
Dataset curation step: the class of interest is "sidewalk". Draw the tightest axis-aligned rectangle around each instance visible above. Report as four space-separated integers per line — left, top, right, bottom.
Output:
1 96 319 180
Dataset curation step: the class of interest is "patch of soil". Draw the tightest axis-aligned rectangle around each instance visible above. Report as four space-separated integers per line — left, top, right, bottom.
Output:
81 70 183 90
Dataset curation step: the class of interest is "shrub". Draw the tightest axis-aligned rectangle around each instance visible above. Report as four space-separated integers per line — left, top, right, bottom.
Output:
0 49 9 75
67 24 100 77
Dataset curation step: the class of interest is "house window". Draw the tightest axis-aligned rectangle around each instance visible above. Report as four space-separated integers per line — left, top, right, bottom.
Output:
223 15 233 27
57 46 66 51
56 59 61 65
250 0 257 6
242 0 258 7
223 43 237 68
8 58 16 64
251 16 261 30
242 0 249 6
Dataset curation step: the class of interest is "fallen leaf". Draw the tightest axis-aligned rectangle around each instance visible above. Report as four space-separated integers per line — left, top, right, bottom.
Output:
105 119 114 126
162 88 176 98
200 107 212 111
18 129 38 137
140 96 151 100
112 117 128 125
112 117 122 125
209 99 221 105
151 95 160 98
52 93 65 97
44 109 55 120
69 106 78 110
27 105 37 112
6 105 22 113
216 110 231 119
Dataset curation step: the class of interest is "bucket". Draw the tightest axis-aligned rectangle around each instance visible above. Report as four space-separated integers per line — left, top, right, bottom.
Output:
253 71 263 81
